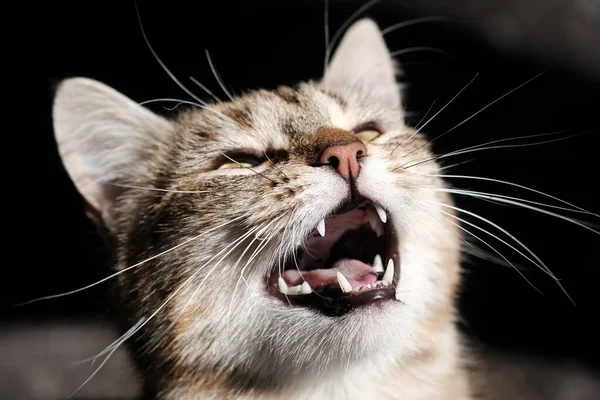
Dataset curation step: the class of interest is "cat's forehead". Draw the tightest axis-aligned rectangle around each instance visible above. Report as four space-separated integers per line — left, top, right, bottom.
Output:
176 82 383 149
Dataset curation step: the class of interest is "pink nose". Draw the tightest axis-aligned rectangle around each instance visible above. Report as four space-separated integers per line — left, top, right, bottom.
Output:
319 141 367 180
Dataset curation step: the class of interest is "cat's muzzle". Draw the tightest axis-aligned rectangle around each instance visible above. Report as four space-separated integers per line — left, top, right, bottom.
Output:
268 199 400 316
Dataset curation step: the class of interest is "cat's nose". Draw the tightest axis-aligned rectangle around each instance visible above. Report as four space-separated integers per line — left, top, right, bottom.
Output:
319 140 367 180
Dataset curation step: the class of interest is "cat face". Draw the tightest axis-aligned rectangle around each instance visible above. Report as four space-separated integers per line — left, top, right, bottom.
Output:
53 19 462 395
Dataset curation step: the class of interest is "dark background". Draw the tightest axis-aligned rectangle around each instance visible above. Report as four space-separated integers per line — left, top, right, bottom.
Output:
5 0 600 395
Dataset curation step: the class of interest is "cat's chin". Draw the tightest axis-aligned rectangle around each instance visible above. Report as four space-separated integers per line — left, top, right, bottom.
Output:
266 197 401 316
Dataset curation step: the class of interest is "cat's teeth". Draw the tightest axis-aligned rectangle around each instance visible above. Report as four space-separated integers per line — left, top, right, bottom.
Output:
373 254 384 273
368 210 384 237
300 281 313 294
383 259 394 283
287 284 303 295
336 272 353 293
375 205 387 224
277 277 289 295
317 219 326 237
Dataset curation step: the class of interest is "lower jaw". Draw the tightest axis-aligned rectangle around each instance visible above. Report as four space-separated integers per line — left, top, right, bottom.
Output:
282 285 397 317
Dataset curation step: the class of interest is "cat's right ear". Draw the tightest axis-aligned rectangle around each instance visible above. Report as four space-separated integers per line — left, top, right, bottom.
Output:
53 77 174 230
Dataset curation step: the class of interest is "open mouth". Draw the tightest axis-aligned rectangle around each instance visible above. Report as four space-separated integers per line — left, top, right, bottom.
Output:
268 198 401 316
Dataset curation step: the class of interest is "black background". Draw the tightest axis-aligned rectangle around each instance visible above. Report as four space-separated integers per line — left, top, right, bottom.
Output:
6 0 600 376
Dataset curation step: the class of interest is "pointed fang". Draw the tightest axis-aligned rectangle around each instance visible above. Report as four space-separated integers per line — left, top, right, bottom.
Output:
336 272 353 293
317 219 326 237
383 259 394 284
375 205 387 223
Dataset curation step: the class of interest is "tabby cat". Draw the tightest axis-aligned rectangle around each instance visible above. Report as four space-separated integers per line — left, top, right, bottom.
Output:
53 18 479 399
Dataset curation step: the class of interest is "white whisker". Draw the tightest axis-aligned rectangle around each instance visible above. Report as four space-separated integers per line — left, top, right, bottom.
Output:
427 200 574 304
68 317 146 398
441 215 541 293
426 174 599 217
380 16 453 36
430 187 600 231
189 76 222 103
402 130 588 170
103 182 212 194
139 97 203 109
392 74 478 154
16 216 244 306
390 46 449 58
324 0 381 70
205 49 234 101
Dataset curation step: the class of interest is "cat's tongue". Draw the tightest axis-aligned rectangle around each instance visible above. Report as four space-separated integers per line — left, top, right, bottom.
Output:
282 258 378 289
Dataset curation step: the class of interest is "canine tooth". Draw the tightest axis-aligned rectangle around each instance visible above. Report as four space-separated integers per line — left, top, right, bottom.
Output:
317 219 326 237
368 210 384 237
375 205 387 223
373 254 384 273
278 277 289 295
287 284 303 295
336 272 353 293
383 259 394 283
301 281 313 294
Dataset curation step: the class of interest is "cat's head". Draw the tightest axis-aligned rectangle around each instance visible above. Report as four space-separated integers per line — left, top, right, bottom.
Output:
53 19 462 395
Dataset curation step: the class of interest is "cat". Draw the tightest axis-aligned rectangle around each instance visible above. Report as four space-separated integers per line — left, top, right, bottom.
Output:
51 15 590 399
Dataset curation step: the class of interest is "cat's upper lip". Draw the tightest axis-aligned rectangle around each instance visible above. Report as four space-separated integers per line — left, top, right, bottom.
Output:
267 198 401 316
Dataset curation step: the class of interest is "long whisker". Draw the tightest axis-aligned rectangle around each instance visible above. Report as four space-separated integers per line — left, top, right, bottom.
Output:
435 158 476 173
429 188 600 232
401 130 588 170
226 228 277 328
128 220 262 357
440 214 541 292
172 224 266 334
189 76 221 103
400 129 571 169
390 46 449 58
391 74 478 154
425 174 599 217
68 317 146 398
139 98 203 109
427 200 574 304
324 0 381 71
380 15 454 36
189 76 222 103
205 49 234 101
392 98 438 153
263 151 289 179
462 242 530 272
133 3 207 109
403 69 549 159
103 182 212 194
16 216 244 306
219 152 278 185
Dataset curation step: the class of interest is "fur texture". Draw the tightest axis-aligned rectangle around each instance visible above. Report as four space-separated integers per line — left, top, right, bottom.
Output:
53 19 472 399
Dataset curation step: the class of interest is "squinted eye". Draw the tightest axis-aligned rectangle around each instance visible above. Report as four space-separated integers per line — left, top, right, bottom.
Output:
218 162 255 169
215 153 266 170
355 129 380 142
353 122 382 142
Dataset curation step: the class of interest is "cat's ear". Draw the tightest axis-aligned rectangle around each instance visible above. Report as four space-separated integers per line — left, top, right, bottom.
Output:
323 18 400 109
53 77 174 228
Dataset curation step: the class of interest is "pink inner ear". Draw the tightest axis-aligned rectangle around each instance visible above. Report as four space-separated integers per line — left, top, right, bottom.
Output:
64 151 119 214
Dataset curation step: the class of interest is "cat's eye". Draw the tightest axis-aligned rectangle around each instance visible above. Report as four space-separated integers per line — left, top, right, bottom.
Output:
355 129 380 142
353 123 382 142
214 152 266 170
218 162 256 169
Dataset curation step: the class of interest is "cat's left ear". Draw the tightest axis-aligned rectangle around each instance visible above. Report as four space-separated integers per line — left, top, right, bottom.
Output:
323 18 400 109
